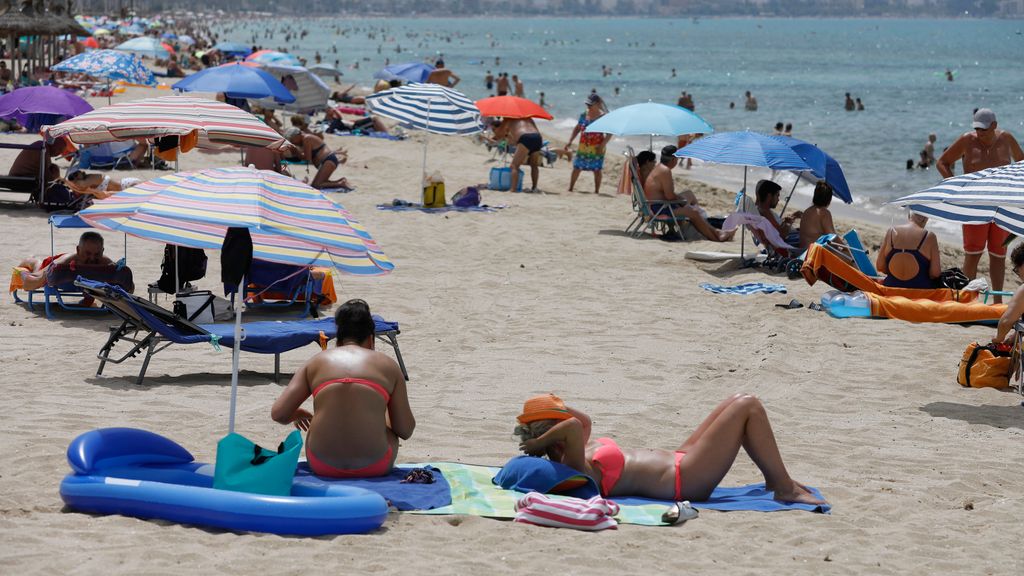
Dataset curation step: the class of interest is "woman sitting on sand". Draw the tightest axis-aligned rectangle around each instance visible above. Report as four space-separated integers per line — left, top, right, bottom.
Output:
875 210 941 289
514 393 824 505
272 299 415 478
282 127 351 190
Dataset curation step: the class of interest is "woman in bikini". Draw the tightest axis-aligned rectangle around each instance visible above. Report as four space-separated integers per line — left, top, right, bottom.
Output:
875 211 941 289
272 299 415 478
514 393 824 505
282 127 351 190
63 170 142 201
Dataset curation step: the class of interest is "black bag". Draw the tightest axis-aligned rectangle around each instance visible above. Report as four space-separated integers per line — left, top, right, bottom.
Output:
39 181 81 212
938 267 970 290
156 245 208 294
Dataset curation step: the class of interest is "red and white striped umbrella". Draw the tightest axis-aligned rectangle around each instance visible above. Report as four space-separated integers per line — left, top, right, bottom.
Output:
43 95 285 149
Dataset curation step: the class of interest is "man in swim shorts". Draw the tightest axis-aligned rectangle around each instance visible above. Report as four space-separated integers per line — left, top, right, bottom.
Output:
937 108 1024 302
17 231 111 291
494 117 543 192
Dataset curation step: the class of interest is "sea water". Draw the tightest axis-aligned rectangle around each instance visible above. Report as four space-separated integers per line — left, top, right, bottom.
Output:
215 17 1024 227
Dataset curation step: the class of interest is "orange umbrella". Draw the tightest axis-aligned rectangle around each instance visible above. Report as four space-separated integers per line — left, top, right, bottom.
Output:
82 37 100 49
475 96 552 120
161 42 176 56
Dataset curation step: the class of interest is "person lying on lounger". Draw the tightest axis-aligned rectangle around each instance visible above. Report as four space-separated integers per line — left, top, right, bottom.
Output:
17 231 112 292
514 393 825 505
62 170 142 200
282 128 351 190
271 299 415 478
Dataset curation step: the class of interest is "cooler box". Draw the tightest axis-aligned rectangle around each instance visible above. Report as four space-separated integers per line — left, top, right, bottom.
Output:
489 167 523 192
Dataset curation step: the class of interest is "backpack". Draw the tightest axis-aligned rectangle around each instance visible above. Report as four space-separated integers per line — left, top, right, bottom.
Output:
156 245 208 294
956 342 1012 388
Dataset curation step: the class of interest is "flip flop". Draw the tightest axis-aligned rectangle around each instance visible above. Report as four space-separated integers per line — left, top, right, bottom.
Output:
808 302 824 312
661 501 699 525
775 299 803 310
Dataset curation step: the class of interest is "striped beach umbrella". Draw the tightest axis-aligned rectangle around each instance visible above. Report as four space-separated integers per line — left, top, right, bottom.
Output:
78 166 393 274
889 161 1024 235
44 95 285 149
365 82 482 136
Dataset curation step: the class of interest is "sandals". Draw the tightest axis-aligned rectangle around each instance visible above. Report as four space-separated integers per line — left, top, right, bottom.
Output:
661 501 699 525
775 299 803 310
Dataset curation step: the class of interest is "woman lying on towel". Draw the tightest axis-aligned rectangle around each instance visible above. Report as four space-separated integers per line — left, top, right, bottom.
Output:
514 393 825 505
64 170 142 200
875 211 941 289
271 299 415 478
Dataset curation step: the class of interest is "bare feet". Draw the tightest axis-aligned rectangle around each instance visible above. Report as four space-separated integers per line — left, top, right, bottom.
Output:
771 479 826 505
719 228 737 242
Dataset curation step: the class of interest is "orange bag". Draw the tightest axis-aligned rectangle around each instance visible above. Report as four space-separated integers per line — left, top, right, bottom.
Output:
957 343 1011 388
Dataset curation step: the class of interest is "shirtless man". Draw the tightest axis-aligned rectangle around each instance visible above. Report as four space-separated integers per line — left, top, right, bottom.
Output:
425 60 459 88
272 299 414 478
0 61 12 90
496 73 510 96
937 108 1024 302
18 231 111 291
744 91 758 112
798 182 839 250
923 133 937 166
512 74 524 97
494 117 542 192
8 140 62 183
754 179 801 246
644 145 733 242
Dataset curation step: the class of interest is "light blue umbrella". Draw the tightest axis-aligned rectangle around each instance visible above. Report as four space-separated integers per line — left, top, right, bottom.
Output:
247 50 301 66
889 161 1024 235
177 35 196 46
115 37 170 59
583 102 714 149
52 50 156 87
172 63 296 103
373 62 435 84
676 131 813 261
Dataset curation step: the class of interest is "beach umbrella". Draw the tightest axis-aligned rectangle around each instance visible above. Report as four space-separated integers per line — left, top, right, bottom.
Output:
79 166 393 433
115 36 170 59
772 136 852 217
475 95 553 120
246 49 301 66
53 50 156 86
889 161 1024 235
0 86 93 129
366 82 482 190
171 62 295 103
250 63 330 114
213 42 253 57
81 36 99 49
44 95 286 149
373 62 434 84
308 63 342 79
177 34 195 46
676 131 813 261
584 102 713 149
93 28 110 36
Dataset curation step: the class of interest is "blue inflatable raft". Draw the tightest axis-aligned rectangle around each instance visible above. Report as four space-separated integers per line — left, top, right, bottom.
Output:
60 428 389 535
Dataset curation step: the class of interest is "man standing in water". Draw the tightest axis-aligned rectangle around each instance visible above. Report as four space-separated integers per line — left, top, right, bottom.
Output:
426 60 460 88
937 108 1024 302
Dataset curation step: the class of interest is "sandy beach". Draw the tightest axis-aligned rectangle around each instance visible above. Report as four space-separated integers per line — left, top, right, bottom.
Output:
1 84 1022 575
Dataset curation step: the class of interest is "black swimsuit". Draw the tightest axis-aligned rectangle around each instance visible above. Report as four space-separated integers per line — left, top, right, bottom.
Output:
518 133 543 154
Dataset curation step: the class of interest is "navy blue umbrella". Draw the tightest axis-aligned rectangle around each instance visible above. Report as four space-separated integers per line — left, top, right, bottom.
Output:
773 136 852 214
172 63 295 103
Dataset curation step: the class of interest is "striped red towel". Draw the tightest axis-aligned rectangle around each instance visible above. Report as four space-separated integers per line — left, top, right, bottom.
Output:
514 492 619 531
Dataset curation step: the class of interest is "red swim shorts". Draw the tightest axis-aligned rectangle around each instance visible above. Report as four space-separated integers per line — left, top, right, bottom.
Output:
962 223 1010 257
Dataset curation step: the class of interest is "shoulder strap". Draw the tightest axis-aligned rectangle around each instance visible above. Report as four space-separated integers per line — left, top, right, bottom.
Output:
916 231 929 250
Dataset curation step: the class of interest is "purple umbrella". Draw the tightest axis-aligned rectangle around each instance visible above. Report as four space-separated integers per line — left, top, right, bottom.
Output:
0 86 93 131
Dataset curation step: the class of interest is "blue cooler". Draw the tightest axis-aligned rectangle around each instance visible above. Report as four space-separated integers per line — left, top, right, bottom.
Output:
489 167 524 192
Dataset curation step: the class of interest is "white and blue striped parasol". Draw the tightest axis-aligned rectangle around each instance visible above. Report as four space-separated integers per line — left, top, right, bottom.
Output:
365 82 482 136
889 161 1024 235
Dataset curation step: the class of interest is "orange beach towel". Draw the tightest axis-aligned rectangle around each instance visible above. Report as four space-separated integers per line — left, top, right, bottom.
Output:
865 293 1005 324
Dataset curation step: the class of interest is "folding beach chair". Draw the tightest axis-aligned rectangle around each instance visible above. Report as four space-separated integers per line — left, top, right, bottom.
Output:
76 278 408 385
75 141 138 171
622 147 689 239
225 260 321 318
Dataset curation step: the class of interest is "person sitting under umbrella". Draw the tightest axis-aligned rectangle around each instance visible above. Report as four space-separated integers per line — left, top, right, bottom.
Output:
282 127 351 190
17 231 113 293
63 169 142 201
644 145 734 242
8 140 64 183
798 182 841 251
272 299 415 478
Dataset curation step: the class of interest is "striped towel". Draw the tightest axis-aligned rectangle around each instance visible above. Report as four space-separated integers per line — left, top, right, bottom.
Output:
514 492 619 531
700 282 787 295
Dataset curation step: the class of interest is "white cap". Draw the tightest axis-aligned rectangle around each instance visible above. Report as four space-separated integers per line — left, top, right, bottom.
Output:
972 108 996 130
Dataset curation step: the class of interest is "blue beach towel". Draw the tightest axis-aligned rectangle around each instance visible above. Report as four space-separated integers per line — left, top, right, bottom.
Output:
333 130 404 141
700 282 788 295
614 483 830 514
295 463 451 511
376 202 506 213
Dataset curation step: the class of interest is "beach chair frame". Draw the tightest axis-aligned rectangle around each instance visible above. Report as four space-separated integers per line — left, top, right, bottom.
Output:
76 279 408 385
623 146 689 239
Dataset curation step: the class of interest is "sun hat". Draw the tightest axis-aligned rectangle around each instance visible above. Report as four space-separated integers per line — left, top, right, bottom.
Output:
973 108 996 130
517 394 573 424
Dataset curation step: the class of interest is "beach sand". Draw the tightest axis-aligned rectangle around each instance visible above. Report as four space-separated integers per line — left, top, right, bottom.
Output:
1 86 1022 575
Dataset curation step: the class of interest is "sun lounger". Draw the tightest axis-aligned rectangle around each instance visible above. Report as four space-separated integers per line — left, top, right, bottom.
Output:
76 278 408 385
0 142 46 202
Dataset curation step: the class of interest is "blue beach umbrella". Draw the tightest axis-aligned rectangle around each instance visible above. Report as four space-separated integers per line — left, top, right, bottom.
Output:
52 50 156 97
247 50 301 67
213 42 253 57
373 62 435 84
889 161 1024 235
172 63 296 103
115 37 171 59
772 136 852 215
584 102 714 149
676 131 813 260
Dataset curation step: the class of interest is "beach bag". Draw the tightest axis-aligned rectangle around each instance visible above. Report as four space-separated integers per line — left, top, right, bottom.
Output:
488 166 523 192
172 289 217 323
422 171 446 208
957 342 1011 389
452 186 481 208
213 430 303 496
939 267 970 291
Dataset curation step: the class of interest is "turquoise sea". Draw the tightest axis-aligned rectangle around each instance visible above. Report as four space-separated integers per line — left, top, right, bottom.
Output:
215 17 1024 215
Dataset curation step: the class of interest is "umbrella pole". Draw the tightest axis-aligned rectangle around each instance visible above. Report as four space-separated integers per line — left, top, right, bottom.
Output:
779 172 800 219
421 100 430 194
228 277 244 435
740 167 747 264
174 245 179 294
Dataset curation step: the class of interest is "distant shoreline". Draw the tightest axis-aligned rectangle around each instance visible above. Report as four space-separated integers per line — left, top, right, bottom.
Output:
204 14 1021 21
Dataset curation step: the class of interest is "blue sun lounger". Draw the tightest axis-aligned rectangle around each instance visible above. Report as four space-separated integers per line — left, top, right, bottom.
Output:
75 278 407 385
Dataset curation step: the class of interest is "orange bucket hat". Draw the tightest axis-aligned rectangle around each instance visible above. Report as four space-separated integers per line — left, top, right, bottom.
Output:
517 394 572 424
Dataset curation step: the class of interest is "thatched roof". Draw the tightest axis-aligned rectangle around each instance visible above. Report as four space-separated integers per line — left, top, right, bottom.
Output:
0 0 87 37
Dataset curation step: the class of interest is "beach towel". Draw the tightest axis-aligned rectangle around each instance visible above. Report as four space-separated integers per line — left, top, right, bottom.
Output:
722 212 796 252
376 202 506 213
864 292 1004 325
700 282 787 295
409 463 829 525
514 493 619 531
294 463 451 511
332 130 404 141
